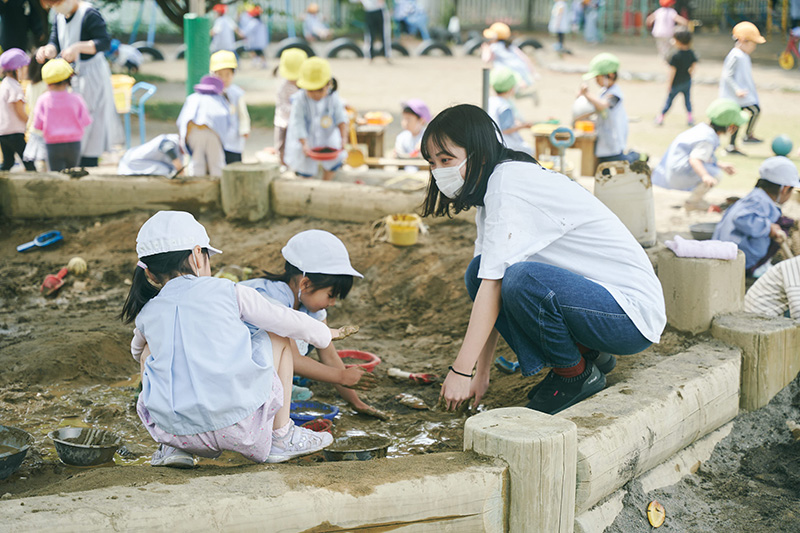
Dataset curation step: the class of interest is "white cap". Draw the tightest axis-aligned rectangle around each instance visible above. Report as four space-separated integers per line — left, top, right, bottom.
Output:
759 156 800 187
136 211 222 258
281 230 363 278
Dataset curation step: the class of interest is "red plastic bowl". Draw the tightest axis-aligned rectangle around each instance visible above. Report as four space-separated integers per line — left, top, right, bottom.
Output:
308 147 342 161
301 418 333 433
338 350 381 372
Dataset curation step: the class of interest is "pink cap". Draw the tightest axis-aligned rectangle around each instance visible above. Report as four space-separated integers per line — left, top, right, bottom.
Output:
402 99 431 123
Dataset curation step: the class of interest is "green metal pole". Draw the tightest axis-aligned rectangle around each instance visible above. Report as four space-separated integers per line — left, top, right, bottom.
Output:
184 13 211 97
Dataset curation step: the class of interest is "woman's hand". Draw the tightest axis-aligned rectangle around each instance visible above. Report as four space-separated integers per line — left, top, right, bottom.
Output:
470 369 490 408
36 45 57 63
339 366 378 391
439 371 473 411
61 44 80 63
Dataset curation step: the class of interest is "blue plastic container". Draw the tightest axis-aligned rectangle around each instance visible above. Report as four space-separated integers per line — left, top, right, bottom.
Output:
290 401 339 425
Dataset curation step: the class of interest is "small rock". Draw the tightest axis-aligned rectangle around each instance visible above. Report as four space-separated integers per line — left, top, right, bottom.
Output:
1 493 11 500
405 324 419 335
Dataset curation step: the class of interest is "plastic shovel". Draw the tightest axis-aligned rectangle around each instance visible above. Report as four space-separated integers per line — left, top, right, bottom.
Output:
41 267 68 297
16 231 63 252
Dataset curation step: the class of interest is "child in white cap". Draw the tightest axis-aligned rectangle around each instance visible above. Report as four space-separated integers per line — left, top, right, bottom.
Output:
240 230 387 420
713 157 799 276
394 98 430 159
284 57 347 180
122 211 350 467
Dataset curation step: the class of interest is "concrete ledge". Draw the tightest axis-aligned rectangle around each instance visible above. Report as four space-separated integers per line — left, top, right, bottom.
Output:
656 249 745 334
712 312 800 411
0 453 507 532
560 342 741 514
0 173 220 218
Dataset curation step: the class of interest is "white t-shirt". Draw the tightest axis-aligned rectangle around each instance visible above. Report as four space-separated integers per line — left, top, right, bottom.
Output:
474 161 666 343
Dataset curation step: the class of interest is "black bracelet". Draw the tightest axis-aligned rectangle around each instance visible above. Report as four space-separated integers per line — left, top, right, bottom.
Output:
448 365 474 378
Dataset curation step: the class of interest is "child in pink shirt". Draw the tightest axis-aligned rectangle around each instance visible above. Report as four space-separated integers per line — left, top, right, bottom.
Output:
646 0 689 60
32 58 91 171
0 48 35 171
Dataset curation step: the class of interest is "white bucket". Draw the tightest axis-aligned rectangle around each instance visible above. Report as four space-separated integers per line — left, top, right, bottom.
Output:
594 161 657 248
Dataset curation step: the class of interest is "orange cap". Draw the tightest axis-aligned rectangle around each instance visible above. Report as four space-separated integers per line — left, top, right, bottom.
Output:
659 0 675 7
483 22 511 41
212 4 226 15
732 21 766 44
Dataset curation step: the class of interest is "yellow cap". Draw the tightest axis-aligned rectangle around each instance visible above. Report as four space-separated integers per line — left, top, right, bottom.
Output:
42 58 73 85
732 21 766 44
483 22 511 41
307 2 319 13
210 50 237 72
296 56 331 91
278 48 308 81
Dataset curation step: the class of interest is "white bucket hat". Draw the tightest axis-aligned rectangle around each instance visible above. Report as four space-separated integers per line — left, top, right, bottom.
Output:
136 211 222 258
759 156 800 188
281 230 363 278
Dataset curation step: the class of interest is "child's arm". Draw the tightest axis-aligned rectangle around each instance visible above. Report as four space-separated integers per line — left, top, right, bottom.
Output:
236 284 334 349
665 65 676 89
674 14 689 26
292 345 376 389
237 96 250 138
131 327 146 362
721 54 747 98
579 83 612 112
12 100 27 123
338 121 347 150
731 212 774 240
689 157 719 187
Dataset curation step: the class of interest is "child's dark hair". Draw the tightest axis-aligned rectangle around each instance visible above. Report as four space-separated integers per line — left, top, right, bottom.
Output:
48 79 71 89
674 30 692 46
420 104 537 218
328 77 338 94
119 248 209 324
28 50 43 83
403 106 421 119
756 179 783 197
260 261 353 299
710 122 730 133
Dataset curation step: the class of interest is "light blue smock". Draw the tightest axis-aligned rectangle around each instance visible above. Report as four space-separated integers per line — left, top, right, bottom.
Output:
222 84 246 154
712 187 781 270
239 13 268 51
284 90 347 176
136 276 275 435
652 123 720 190
238 278 326 355
488 95 533 155
548 1 571 34
719 47 759 108
488 42 533 86
176 93 230 155
117 134 179 176
594 83 628 157
210 15 237 53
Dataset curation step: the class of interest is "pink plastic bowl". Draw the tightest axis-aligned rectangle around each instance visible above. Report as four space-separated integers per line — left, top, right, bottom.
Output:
337 350 381 372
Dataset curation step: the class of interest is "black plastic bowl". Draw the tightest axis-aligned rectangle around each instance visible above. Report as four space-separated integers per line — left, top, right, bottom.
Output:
690 222 718 241
48 427 122 467
0 425 33 480
322 435 390 462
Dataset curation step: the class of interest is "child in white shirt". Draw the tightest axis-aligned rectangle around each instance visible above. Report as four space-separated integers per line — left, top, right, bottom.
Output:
394 98 430 158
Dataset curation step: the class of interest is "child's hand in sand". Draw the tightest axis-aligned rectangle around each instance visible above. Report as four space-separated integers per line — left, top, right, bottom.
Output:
340 366 378 391
352 403 390 421
332 324 359 341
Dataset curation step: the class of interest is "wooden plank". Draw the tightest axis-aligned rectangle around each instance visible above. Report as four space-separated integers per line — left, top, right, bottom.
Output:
364 157 430 170
1 454 507 533
561 343 741 514
465 407 577 533
0 173 220 219
712 313 800 411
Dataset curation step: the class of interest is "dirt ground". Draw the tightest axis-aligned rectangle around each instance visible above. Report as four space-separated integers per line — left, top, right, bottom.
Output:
2 31 800 531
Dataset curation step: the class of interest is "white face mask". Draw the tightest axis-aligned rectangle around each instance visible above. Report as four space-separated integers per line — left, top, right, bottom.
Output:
432 158 467 199
54 0 77 15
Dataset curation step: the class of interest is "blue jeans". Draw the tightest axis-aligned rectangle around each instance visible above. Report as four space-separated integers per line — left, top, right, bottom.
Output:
465 256 651 376
661 80 692 114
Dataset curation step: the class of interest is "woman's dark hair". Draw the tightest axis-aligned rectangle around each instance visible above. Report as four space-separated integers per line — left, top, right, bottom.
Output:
755 178 782 197
28 51 43 84
119 248 208 324
260 261 353 300
420 104 537 217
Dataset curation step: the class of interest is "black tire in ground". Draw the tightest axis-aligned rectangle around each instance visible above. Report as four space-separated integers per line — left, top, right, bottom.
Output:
414 40 453 57
275 38 316 59
512 37 543 53
462 36 484 56
324 38 364 58
131 42 165 61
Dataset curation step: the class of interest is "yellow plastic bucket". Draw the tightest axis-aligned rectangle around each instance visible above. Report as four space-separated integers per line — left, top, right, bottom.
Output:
111 74 135 114
386 214 421 246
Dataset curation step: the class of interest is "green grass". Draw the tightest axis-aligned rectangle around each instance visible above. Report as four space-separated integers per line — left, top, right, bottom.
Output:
144 101 276 129
132 72 167 83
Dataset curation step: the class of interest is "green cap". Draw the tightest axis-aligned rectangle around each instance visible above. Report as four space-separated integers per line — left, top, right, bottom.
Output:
583 53 620 80
705 98 748 127
490 66 517 93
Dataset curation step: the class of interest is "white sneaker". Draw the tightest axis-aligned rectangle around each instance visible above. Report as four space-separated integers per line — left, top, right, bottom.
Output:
267 422 333 463
151 444 195 469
